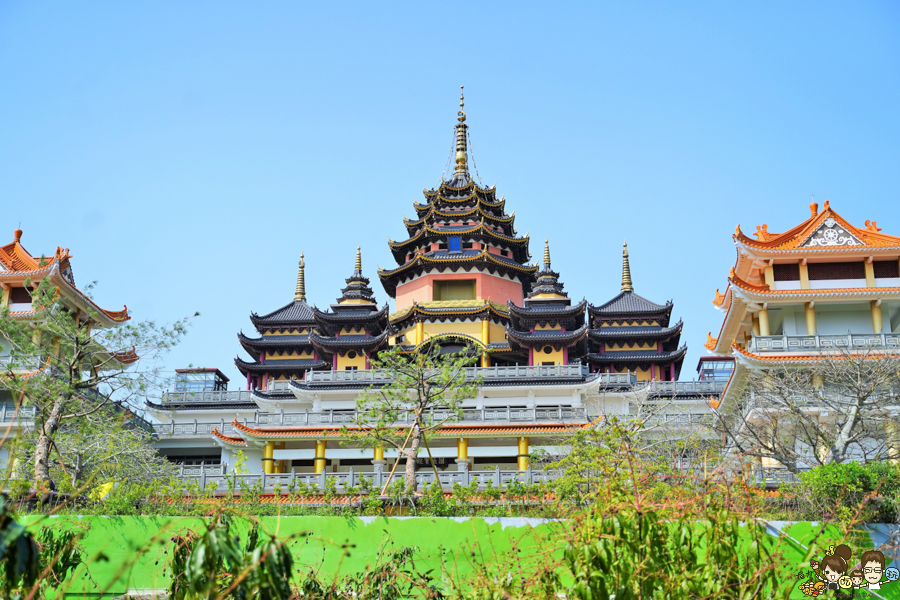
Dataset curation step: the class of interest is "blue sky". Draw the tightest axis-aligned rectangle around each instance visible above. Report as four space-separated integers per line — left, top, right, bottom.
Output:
2 2 899 386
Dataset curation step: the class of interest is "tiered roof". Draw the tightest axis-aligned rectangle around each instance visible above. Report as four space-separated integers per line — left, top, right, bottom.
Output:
505 241 587 357
0 228 129 326
378 88 537 298
236 255 327 378
309 248 391 358
585 243 687 378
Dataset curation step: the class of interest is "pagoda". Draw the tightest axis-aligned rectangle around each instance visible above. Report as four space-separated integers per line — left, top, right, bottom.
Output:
505 240 588 365
309 248 390 371
378 88 538 366
236 254 328 392
586 243 686 381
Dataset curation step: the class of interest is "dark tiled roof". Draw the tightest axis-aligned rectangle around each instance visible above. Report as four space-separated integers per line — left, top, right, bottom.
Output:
588 321 683 341
238 332 311 348
250 300 316 327
145 399 259 411
308 329 390 352
589 291 671 316
234 357 329 375
585 345 687 363
505 324 589 350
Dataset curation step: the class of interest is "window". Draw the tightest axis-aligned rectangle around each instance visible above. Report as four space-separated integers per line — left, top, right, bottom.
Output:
345 366 358 371
347 351 357 359
9 287 32 304
808 262 865 280
541 361 555 366
394 335 405 345
542 346 553 355
448 237 461 252
773 264 800 281
874 260 900 278
433 280 476 300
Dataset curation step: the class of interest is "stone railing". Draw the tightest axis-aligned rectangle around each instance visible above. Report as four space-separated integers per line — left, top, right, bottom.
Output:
746 467 809 486
640 380 726 395
0 405 37 423
152 405 590 437
305 364 617 385
642 413 716 427
160 390 254 405
176 467 558 494
750 333 900 353
177 463 226 477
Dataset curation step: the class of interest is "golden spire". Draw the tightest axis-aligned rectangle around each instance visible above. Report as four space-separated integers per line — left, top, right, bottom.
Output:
454 85 469 177
294 252 306 301
621 241 633 292
543 239 551 267
354 246 362 273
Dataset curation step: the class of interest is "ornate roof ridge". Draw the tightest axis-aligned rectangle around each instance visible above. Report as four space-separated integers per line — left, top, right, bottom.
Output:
734 201 900 250
389 222 529 249
378 250 538 279
588 290 673 316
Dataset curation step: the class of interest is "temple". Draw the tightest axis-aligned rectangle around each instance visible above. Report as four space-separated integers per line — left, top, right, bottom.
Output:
0 228 133 469
706 201 900 481
585 243 686 381
147 90 712 490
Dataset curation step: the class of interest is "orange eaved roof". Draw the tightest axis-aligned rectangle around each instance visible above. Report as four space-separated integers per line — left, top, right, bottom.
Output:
734 202 900 251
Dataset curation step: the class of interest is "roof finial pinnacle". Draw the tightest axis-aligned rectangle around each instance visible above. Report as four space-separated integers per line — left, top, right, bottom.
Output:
294 252 306 301
453 86 469 177
543 239 551 267
355 246 362 273
13 226 22 243
621 240 633 293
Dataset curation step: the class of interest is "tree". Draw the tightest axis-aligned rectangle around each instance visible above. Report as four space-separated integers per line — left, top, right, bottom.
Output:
714 348 900 475
10 403 177 491
0 276 193 491
345 343 481 492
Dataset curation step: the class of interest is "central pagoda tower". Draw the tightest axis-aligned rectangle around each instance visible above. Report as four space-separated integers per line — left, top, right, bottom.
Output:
379 88 537 364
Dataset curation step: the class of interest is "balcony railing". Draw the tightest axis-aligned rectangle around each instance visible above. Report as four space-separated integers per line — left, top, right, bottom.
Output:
175 466 559 494
152 405 590 436
642 413 716 427
746 467 809 486
306 364 610 385
0 405 37 423
160 390 254 405
641 380 727 395
750 333 900 353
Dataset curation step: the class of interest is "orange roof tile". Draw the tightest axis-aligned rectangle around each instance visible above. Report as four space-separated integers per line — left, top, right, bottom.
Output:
229 419 588 440
734 202 900 251
732 343 893 363
212 428 247 446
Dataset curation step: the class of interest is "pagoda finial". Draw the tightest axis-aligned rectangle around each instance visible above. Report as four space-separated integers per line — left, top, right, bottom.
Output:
294 252 306 301
454 86 469 177
621 240 633 292
543 239 551 267
354 246 362 273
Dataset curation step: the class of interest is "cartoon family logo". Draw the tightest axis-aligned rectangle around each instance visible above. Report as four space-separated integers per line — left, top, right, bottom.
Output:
799 544 899 596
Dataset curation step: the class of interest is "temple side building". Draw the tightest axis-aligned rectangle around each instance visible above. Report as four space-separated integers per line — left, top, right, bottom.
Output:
706 201 900 479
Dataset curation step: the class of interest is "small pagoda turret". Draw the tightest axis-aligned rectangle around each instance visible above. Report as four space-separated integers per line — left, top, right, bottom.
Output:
505 240 587 366
586 242 686 381
378 87 538 366
310 248 390 370
236 254 328 390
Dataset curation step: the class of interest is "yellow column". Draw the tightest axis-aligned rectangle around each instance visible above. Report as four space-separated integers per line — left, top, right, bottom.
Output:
374 445 384 461
758 309 770 336
799 261 810 289
751 315 760 337
314 440 327 474
805 303 817 335
480 319 491 367
274 442 285 473
0 285 9 309
886 419 899 464
763 265 775 290
457 438 469 460
31 328 42 346
415 321 424 345
865 261 876 288
263 441 275 474
871 300 884 333
517 437 529 471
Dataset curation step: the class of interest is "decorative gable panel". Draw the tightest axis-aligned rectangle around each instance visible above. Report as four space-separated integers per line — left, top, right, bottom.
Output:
801 217 864 247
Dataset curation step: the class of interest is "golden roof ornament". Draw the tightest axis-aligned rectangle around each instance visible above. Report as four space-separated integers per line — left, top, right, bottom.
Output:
355 245 362 273
621 241 633 292
454 85 469 177
544 239 551 267
294 252 306 301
